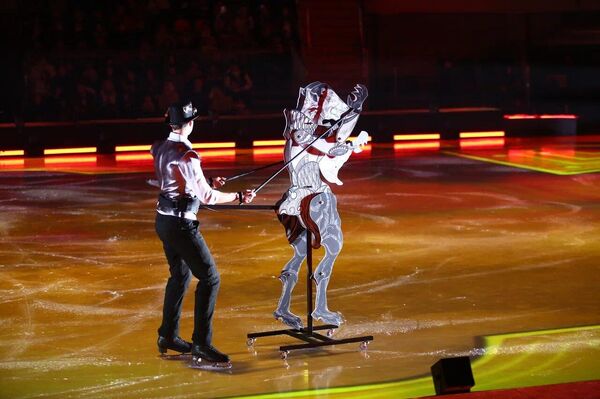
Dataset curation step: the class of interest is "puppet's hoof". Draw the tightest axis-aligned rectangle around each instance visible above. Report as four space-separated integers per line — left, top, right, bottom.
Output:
273 310 304 330
311 309 344 326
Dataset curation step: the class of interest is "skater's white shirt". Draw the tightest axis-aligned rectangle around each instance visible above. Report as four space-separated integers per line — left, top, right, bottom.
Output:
156 132 222 219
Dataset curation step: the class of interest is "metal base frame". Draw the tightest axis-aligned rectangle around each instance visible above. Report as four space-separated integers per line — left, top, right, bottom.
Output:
246 228 374 359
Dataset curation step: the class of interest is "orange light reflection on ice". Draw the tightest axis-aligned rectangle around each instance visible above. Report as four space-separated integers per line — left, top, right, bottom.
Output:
460 138 505 148
0 158 25 167
44 156 98 164
507 149 535 162
253 147 283 156
540 148 576 159
116 153 153 162
197 149 235 158
394 142 440 150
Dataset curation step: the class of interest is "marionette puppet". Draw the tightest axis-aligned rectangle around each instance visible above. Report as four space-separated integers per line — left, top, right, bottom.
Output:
273 81 369 330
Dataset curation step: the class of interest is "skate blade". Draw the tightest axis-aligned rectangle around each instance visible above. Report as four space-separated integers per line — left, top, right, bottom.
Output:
190 359 232 370
159 353 191 360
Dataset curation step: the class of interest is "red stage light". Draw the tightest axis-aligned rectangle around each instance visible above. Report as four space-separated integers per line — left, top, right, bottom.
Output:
504 114 578 120
115 145 151 152
44 147 97 155
539 114 577 119
253 140 286 147
504 114 537 120
459 131 505 138
394 134 440 141
0 150 25 157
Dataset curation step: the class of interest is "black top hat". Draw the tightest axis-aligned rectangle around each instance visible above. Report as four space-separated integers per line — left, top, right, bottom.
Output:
164 101 199 125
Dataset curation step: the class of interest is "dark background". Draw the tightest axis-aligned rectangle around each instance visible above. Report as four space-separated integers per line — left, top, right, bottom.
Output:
1 0 599 150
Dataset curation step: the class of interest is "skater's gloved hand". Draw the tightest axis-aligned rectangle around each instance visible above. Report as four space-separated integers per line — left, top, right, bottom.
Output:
240 189 256 204
209 176 227 188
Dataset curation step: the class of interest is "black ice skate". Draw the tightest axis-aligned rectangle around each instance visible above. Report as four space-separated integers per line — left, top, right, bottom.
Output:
190 344 232 370
157 336 192 355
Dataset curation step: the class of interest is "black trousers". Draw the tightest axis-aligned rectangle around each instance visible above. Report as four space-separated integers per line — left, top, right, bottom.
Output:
155 213 220 346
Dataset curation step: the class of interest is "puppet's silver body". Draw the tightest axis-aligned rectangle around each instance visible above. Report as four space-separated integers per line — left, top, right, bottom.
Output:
274 82 368 329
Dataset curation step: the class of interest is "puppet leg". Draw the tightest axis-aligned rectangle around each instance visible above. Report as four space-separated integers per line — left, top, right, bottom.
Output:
309 193 345 326
273 233 306 330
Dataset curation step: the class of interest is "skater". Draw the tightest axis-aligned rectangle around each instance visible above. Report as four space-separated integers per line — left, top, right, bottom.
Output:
152 101 255 369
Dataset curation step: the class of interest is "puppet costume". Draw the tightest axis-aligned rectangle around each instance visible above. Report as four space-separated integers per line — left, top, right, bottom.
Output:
274 82 369 330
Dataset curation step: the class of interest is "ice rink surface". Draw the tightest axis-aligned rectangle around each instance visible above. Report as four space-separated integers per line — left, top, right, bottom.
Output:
0 139 599 398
